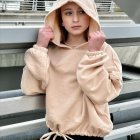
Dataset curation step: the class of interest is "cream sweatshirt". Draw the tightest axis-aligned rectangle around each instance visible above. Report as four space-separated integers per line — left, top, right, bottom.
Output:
21 0 123 138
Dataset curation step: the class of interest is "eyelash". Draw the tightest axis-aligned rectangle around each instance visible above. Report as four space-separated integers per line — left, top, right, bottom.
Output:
65 11 72 16
64 10 85 16
79 10 85 14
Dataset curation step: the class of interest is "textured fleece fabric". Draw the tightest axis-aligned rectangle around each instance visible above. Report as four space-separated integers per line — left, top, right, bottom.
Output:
21 0 123 137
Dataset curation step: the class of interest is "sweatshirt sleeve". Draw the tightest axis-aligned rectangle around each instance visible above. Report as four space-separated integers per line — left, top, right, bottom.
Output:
77 44 123 105
21 45 50 95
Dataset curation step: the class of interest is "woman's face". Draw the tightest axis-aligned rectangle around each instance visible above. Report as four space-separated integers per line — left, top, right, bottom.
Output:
61 2 90 37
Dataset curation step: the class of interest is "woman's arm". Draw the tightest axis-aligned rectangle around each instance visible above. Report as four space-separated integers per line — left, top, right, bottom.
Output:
77 44 123 105
21 26 54 95
21 45 50 95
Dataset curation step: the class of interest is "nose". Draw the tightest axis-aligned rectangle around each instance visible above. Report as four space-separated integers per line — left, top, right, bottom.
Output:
73 13 79 22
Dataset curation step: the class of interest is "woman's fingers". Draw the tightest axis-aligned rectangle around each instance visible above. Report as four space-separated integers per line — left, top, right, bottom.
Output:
36 26 54 48
88 30 106 51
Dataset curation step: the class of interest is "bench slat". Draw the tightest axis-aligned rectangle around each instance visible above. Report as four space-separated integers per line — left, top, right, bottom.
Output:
120 80 140 94
0 95 45 116
0 94 140 115
0 118 46 137
1 118 140 140
109 99 140 113
104 122 140 140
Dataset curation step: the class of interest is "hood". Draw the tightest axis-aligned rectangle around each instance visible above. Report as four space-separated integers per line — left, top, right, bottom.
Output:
45 0 100 46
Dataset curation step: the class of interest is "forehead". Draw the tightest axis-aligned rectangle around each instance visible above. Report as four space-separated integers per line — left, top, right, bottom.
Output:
61 2 82 10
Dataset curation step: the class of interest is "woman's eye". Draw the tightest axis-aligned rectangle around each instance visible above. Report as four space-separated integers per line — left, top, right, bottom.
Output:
79 10 85 14
65 11 72 16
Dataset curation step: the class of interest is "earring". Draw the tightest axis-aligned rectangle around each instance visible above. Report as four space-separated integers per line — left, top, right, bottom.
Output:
62 22 64 26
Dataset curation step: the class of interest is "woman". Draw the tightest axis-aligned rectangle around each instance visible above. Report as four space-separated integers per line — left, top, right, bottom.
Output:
21 0 123 140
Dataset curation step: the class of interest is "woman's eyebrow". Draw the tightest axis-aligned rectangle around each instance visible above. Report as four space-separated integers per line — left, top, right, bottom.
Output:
63 8 72 11
78 7 83 10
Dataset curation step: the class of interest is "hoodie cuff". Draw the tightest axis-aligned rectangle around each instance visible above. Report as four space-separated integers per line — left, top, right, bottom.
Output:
33 44 48 52
86 51 104 58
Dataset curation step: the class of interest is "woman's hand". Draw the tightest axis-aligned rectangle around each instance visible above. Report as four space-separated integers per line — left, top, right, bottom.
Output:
88 31 106 52
36 26 54 48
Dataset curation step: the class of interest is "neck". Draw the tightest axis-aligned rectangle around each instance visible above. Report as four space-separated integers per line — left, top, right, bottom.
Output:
65 34 86 47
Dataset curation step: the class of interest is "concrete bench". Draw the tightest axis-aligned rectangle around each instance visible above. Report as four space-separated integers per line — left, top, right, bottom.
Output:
0 95 140 140
0 74 140 139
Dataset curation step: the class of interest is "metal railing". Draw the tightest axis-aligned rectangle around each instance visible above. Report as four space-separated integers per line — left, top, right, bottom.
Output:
0 0 54 11
0 0 119 13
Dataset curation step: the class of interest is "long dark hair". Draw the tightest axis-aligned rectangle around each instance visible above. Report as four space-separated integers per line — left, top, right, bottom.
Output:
56 8 68 43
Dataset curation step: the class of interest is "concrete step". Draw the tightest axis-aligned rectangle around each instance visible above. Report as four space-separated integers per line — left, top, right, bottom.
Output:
0 49 25 67
0 11 130 21
114 46 140 68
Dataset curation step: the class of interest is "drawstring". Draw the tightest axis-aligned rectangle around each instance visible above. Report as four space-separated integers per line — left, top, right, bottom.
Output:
40 131 74 140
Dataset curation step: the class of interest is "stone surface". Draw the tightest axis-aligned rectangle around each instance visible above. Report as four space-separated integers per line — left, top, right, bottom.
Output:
0 46 140 68
0 52 25 67
114 46 140 68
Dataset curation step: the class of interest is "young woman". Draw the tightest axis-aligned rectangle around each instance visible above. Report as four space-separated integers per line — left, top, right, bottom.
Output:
21 0 123 140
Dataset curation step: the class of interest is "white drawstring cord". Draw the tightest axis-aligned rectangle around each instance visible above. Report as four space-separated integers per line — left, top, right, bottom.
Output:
40 131 74 140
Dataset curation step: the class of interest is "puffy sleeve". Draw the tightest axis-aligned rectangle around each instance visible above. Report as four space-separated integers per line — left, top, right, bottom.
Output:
21 45 50 95
77 44 123 105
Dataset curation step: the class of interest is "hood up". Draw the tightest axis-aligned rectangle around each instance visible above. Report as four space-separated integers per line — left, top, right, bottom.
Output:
45 0 100 46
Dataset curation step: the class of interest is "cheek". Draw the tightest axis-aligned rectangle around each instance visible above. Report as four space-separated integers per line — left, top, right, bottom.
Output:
62 19 71 30
62 16 69 26
63 19 68 26
83 17 90 27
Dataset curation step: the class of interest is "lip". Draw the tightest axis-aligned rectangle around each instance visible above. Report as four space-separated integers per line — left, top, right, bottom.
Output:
71 25 81 28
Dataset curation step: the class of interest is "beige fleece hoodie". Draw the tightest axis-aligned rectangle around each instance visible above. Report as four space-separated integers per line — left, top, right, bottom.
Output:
21 0 123 138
